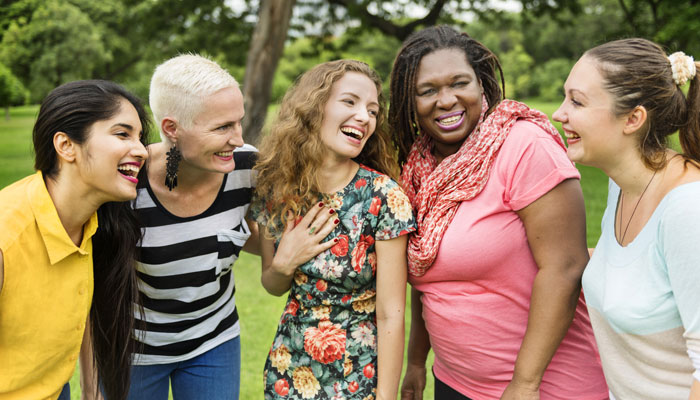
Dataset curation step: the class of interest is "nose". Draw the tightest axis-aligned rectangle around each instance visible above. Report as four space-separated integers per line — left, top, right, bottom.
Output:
354 107 370 124
436 88 457 110
552 102 566 123
132 139 149 161
228 123 244 147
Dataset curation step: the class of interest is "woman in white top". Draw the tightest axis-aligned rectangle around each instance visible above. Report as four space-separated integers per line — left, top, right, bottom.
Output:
553 38 700 399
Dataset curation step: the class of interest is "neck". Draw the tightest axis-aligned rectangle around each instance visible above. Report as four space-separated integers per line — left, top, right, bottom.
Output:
45 172 100 247
318 157 359 193
431 140 463 165
606 156 660 197
149 143 223 192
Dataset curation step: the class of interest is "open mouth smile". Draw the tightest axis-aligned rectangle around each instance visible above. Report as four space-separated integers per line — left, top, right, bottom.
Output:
117 162 140 183
340 126 365 140
436 111 465 131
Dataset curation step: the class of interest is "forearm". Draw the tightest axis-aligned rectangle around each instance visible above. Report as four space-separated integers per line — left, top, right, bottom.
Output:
376 312 405 400
261 262 295 296
690 379 700 400
407 287 431 366
512 268 581 389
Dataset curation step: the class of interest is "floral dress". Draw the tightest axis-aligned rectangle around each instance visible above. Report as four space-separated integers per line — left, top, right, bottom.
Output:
252 165 416 400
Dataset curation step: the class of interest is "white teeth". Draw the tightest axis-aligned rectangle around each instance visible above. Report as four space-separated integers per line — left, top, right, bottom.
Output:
215 151 233 157
438 114 462 125
340 127 364 139
117 164 140 174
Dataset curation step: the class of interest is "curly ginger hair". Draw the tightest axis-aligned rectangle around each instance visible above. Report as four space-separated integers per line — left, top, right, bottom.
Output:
255 59 399 237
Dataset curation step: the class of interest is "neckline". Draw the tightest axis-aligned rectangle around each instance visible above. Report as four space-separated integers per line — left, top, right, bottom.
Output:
611 180 700 248
324 163 363 196
144 170 228 222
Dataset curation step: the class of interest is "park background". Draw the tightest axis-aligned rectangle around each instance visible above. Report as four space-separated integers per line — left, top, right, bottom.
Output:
0 0 695 398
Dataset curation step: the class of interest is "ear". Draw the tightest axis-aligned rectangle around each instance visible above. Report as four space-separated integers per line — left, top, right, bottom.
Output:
622 105 648 135
53 132 77 163
160 117 179 143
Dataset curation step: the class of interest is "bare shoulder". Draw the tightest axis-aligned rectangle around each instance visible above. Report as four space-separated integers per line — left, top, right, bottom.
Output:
666 155 700 188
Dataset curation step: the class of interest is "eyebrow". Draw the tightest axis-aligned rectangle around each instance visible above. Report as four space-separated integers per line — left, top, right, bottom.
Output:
113 123 134 131
416 73 473 87
340 92 379 107
568 88 588 100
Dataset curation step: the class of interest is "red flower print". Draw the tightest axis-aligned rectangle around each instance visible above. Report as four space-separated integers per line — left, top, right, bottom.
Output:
341 294 352 303
274 378 289 396
351 234 375 273
284 299 299 316
367 252 377 275
363 363 375 379
348 381 359 393
316 280 327 292
307 293 313 300
330 234 349 257
355 178 367 188
304 321 346 364
369 197 381 216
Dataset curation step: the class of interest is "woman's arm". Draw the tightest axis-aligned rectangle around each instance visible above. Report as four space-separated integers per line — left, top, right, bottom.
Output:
375 235 408 400
501 178 589 400
260 203 339 296
400 287 431 400
242 216 261 255
691 379 700 400
79 318 104 400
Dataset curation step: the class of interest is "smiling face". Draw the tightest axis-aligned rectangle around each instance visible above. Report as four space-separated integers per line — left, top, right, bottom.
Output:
319 71 379 162
553 55 628 168
75 98 148 202
176 86 245 173
415 48 483 160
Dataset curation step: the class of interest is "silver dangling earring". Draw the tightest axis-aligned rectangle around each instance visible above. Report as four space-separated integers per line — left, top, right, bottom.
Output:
165 145 181 191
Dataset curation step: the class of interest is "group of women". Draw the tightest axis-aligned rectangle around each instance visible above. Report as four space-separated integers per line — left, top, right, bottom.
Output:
0 23 698 400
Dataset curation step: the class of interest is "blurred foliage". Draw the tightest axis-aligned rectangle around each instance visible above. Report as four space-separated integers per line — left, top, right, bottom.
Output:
0 0 698 104
0 61 28 111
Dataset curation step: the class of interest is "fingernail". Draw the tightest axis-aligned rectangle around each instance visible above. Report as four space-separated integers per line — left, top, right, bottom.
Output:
318 202 324 207
334 219 339 224
334 238 339 242
329 209 335 214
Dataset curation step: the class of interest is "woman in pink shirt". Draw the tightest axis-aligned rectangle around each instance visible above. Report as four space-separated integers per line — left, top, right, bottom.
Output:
390 26 608 400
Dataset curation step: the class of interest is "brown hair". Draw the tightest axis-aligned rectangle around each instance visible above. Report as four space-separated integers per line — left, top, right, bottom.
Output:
389 25 505 165
254 60 398 237
585 38 700 168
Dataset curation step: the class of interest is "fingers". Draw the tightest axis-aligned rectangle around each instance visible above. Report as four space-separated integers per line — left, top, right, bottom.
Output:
298 201 327 229
305 204 335 236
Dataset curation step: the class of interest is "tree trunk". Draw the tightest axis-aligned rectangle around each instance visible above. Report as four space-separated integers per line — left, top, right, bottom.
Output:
242 0 296 146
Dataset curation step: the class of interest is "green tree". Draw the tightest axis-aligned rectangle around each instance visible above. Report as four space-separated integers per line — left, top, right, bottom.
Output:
0 0 108 102
0 61 28 120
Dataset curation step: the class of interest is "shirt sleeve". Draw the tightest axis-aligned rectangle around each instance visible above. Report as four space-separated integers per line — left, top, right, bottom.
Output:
500 121 581 211
659 185 700 380
373 178 416 241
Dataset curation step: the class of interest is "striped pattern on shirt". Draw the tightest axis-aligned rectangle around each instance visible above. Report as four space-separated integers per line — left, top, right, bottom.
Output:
132 144 256 365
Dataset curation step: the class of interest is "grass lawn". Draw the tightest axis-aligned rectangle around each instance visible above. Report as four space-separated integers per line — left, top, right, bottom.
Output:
0 101 608 399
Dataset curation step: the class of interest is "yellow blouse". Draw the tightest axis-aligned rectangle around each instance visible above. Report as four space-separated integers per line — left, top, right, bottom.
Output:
0 171 97 400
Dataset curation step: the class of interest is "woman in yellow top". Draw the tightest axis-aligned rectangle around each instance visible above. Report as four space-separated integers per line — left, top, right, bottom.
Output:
0 80 149 400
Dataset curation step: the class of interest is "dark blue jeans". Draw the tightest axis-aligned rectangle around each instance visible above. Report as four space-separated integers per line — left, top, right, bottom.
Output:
127 336 241 400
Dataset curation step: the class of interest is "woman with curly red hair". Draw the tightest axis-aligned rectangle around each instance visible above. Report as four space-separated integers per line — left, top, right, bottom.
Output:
252 59 415 400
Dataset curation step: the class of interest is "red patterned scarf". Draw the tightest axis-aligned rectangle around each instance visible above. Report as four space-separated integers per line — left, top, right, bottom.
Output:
401 98 566 277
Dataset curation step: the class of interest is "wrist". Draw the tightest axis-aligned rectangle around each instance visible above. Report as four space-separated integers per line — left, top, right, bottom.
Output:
510 371 542 391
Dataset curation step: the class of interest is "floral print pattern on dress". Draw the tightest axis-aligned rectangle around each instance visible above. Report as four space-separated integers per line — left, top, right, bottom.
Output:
251 165 416 399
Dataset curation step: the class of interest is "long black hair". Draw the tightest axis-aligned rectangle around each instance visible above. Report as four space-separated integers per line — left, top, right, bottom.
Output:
33 80 150 400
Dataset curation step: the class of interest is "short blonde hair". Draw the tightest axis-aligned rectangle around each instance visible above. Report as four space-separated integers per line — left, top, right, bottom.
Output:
149 54 239 138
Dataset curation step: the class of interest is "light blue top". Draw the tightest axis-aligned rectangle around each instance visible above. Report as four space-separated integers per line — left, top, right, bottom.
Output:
583 178 700 398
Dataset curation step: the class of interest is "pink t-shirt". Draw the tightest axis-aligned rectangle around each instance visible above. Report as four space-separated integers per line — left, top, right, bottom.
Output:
409 121 608 400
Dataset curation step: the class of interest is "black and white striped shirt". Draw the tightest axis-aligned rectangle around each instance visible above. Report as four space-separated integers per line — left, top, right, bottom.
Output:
132 144 256 365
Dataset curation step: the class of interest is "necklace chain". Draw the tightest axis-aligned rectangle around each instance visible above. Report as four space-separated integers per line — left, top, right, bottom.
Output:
617 170 657 244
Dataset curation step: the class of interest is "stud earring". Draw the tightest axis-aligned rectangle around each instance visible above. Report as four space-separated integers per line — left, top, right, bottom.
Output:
165 145 181 191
